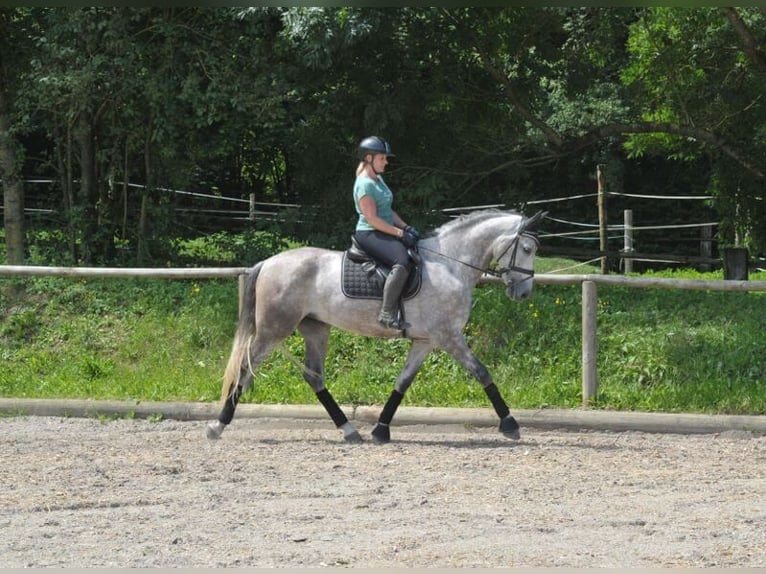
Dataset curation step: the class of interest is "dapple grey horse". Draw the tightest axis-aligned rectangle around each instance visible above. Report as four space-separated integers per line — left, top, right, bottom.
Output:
207 209 546 443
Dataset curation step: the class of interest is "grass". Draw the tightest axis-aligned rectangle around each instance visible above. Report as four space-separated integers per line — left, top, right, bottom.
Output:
1 260 765 415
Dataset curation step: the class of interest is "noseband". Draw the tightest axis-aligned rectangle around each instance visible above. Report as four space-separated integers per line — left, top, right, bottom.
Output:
493 232 539 288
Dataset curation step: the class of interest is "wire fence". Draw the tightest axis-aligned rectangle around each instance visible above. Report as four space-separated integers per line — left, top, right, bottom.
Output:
1 176 751 272
519 186 726 272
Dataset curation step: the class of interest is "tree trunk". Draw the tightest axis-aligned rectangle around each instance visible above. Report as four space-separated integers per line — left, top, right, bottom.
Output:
75 109 98 263
0 87 25 264
96 142 117 262
55 120 78 263
137 114 153 265
121 139 128 240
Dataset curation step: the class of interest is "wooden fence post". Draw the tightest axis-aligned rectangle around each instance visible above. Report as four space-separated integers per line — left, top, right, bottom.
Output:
700 224 713 271
597 164 608 274
623 209 634 274
582 280 598 405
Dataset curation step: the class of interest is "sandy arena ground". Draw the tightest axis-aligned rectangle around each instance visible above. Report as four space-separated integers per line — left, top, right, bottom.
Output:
1 415 765 567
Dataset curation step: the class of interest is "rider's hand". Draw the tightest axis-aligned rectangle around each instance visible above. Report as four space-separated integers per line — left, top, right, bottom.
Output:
404 225 421 240
401 227 419 248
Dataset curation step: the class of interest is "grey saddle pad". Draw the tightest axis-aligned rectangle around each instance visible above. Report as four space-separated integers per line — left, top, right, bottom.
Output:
341 253 422 300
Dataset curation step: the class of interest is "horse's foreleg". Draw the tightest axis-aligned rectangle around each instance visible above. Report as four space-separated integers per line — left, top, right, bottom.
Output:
371 340 433 444
298 319 361 443
444 335 520 440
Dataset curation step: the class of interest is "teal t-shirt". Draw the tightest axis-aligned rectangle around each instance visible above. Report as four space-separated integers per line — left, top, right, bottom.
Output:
354 174 394 231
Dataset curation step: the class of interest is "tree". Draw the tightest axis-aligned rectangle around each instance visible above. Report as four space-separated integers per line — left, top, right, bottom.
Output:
0 9 35 264
23 7 289 263
619 8 766 251
7 7 766 263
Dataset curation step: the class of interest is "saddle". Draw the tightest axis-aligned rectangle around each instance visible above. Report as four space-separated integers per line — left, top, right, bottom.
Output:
341 236 422 300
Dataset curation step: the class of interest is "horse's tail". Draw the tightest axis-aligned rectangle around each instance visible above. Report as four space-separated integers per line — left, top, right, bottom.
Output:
219 262 264 406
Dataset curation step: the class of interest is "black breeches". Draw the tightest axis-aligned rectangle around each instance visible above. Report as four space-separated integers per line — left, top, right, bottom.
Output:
355 230 411 268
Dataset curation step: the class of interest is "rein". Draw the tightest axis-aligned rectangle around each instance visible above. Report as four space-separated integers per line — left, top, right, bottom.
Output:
418 231 539 284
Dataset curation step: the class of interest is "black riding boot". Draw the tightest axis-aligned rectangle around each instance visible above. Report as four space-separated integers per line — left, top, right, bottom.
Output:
378 264 410 330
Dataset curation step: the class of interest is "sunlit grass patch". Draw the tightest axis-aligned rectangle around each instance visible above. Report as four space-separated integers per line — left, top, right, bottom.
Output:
1 260 765 415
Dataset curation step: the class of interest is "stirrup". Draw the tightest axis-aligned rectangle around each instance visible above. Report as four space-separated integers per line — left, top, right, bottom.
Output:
378 313 410 330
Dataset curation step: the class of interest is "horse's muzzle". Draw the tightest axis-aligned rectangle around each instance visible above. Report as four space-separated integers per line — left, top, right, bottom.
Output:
503 270 534 300
505 283 532 300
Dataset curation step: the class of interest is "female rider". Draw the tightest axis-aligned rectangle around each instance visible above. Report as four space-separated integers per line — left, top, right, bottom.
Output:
353 136 419 330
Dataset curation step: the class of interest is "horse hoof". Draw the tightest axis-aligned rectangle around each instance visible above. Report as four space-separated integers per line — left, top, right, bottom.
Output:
206 420 225 440
371 423 391 444
344 430 364 443
499 415 521 440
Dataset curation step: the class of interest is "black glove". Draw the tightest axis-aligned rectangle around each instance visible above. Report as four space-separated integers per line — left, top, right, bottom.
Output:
404 225 421 240
401 226 419 248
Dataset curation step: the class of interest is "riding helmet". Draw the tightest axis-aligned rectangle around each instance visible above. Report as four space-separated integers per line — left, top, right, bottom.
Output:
358 136 395 160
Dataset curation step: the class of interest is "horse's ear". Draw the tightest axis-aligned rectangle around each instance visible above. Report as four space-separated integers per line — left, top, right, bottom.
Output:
523 210 548 232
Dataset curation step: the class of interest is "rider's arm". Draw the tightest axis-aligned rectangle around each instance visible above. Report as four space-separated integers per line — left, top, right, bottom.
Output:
392 211 409 231
358 195 404 238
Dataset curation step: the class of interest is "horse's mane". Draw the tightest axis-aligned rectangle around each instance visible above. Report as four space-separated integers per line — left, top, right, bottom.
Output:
431 208 520 238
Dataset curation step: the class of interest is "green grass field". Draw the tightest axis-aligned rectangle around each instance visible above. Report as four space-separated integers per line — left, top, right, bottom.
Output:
1 259 765 415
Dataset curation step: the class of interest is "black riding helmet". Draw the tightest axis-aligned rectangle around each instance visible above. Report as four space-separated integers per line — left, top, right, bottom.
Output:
358 136 395 160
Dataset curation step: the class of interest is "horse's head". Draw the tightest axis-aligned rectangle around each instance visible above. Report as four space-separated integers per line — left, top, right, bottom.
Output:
494 210 547 301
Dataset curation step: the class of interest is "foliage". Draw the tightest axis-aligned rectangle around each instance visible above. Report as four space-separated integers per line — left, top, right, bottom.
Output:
3 7 766 264
1 260 765 415
173 230 291 266
621 8 766 251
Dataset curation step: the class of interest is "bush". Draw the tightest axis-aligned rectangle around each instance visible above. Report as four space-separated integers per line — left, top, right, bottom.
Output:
173 230 290 266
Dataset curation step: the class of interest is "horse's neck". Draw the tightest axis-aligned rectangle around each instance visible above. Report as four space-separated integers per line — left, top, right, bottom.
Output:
433 216 520 275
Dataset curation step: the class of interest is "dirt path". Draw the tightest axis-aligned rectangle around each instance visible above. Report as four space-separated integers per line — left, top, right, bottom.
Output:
1 416 764 567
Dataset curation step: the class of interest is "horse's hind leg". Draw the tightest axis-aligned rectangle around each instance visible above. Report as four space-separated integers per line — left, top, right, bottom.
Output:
371 340 433 444
298 318 362 443
206 337 279 440
443 333 520 440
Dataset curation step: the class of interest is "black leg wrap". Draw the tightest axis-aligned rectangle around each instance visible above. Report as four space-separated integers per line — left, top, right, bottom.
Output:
218 385 242 425
371 423 391 444
371 390 404 444
378 389 404 425
484 383 510 420
316 388 348 428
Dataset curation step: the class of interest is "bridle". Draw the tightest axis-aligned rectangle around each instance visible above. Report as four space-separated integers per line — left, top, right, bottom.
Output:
491 231 540 287
417 229 540 287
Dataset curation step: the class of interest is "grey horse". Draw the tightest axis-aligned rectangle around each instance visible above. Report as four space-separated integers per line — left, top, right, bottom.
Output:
207 209 546 443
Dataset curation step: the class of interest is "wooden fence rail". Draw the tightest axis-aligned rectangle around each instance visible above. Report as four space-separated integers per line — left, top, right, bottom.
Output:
3 265 766 405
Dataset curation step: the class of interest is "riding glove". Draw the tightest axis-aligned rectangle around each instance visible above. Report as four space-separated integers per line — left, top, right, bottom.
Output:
404 225 421 239
401 226 420 248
